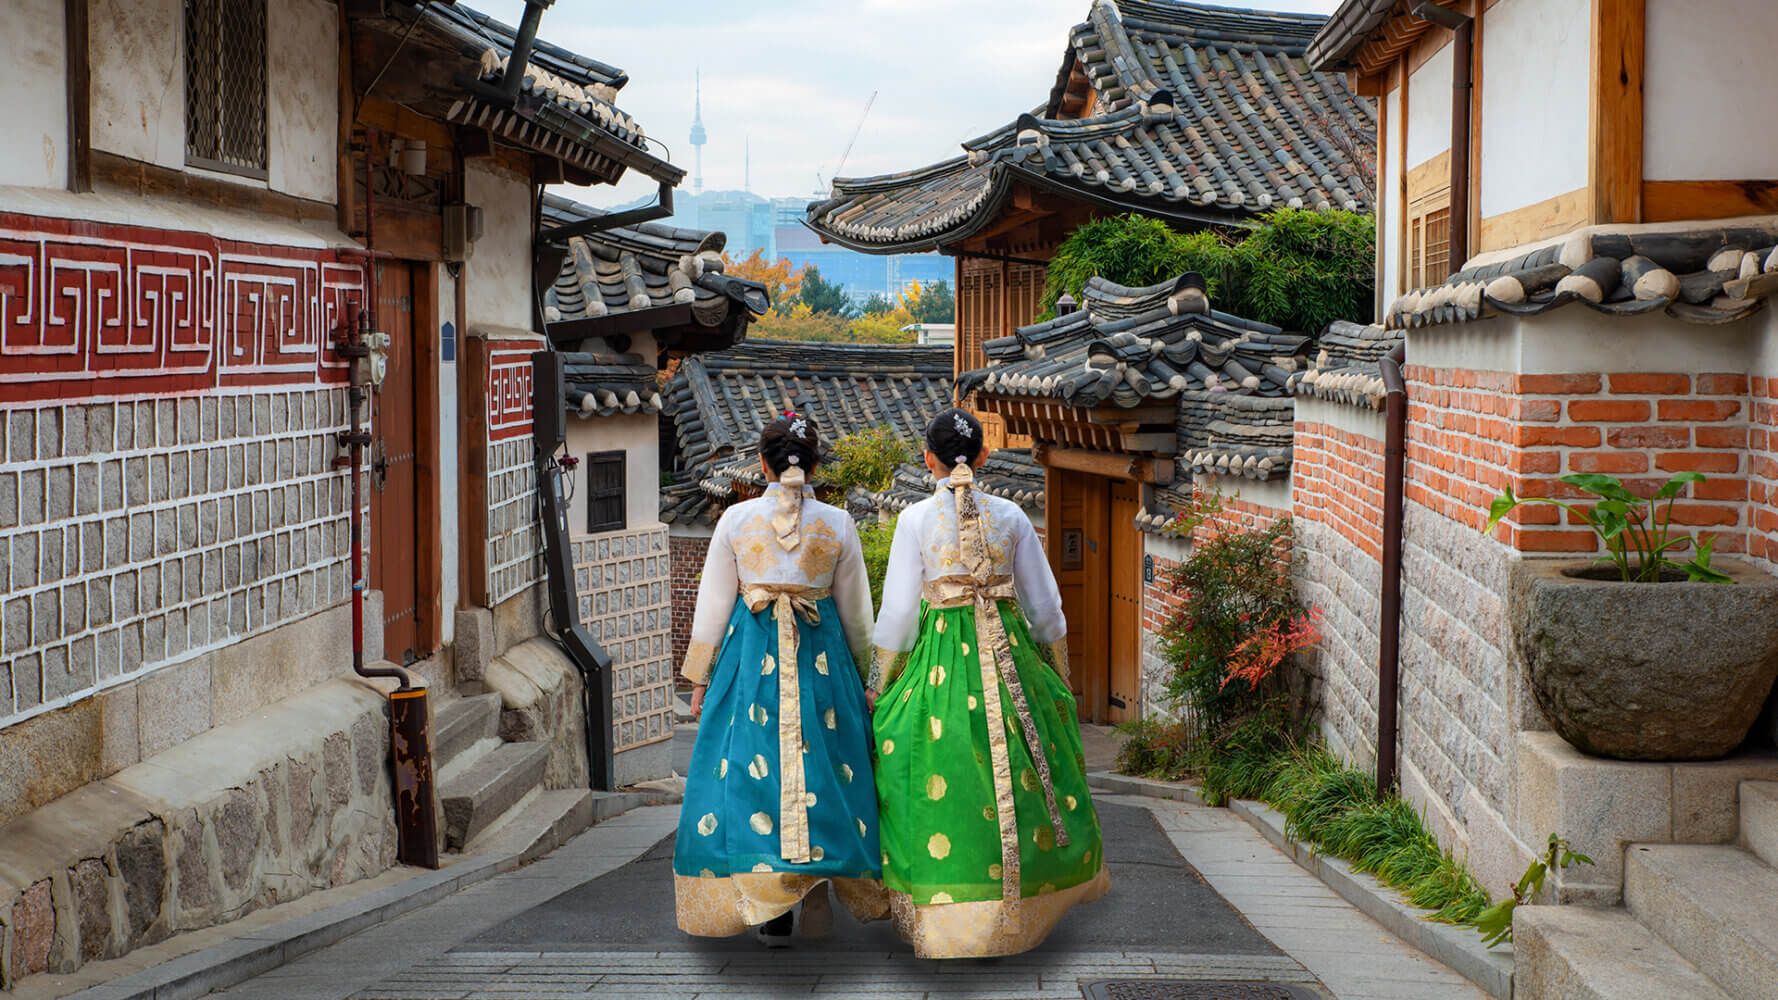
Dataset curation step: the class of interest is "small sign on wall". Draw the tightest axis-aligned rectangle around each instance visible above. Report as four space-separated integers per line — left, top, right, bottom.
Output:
441 321 456 364
1062 529 1084 569
1144 554 1155 583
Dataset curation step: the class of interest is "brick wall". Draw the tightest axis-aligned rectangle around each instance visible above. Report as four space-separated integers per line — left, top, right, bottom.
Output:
1743 376 1778 571
668 532 710 681
481 333 543 607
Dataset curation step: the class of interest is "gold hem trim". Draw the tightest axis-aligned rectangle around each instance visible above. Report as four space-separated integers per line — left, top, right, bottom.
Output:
887 867 1111 958
682 640 717 686
674 873 889 938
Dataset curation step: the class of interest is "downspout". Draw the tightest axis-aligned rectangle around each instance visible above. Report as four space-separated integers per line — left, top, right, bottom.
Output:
499 0 554 101
1413 2 1475 276
1376 342 1407 798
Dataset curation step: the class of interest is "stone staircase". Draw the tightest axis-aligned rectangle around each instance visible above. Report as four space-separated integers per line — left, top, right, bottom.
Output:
431 692 571 854
1517 780 1778 999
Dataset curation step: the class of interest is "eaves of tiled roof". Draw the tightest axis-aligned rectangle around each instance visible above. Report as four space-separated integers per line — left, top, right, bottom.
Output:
869 449 1048 515
1382 221 1778 333
561 351 662 418
807 0 1375 254
541 194 769 351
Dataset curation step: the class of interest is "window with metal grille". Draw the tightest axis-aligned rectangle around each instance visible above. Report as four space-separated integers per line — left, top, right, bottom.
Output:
184 0 267 178
584 451 627 534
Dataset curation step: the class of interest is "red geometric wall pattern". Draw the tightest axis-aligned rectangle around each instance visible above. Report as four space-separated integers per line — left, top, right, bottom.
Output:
0 213 365 402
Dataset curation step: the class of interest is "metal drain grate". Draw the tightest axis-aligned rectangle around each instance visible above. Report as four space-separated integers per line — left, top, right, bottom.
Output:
1081 982 1322 1000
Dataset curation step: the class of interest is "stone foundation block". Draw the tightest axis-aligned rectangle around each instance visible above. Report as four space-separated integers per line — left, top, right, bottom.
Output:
455 606 497 683
486 638 590 790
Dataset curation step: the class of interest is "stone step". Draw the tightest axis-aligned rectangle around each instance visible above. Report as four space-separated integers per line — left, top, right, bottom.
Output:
1741 781 1778 870
1514 905 1729 1000
433 692 502 769
439 741 550 850
463 788 593 869
436 737 501 789
1624 843 1778 999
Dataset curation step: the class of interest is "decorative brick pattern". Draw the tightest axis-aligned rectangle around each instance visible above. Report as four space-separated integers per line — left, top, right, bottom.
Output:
668 532 710 680
485 437 540 606
573 527 672 751
0 390 353 728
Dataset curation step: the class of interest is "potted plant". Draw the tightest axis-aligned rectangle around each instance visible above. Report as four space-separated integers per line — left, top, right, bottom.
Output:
1488 472 1778 761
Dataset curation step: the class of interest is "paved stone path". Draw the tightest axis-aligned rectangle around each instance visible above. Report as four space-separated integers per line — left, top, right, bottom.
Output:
213 785 1483 1000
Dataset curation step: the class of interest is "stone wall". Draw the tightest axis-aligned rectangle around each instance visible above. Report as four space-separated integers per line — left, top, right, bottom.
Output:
0 678 394 989
574 527 673 761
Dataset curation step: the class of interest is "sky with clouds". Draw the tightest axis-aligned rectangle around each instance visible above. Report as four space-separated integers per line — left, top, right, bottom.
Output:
470 0 1342 208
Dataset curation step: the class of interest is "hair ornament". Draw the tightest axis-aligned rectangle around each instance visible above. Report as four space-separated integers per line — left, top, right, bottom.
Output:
953 412 975 438
789 417 809 440
786 455 801 466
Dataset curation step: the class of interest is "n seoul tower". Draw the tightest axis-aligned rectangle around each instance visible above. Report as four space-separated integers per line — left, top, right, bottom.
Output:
689 70 707 194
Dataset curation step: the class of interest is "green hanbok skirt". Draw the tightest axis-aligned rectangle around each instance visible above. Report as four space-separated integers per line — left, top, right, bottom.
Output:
871 597 1108 958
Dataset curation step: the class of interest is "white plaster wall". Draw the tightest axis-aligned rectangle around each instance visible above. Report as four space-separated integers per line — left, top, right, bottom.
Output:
266 0 338 203
1405 43 1453 170
1381 82 1405 303
438 269 460 643
1408 309 1763 375
1480 0 1590 218
465 161 535 330
565 412 662 536
1645 0 1778 181
0 0 69 189
90 0 185 171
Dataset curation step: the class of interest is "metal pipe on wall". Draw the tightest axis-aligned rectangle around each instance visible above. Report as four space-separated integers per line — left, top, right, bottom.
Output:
1376 343 1407 798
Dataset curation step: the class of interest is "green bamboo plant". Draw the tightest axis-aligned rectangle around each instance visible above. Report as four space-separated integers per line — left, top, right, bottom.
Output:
1485 471 1732 583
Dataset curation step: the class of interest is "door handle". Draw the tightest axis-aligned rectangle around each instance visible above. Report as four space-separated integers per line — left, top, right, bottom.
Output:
371 440 389 492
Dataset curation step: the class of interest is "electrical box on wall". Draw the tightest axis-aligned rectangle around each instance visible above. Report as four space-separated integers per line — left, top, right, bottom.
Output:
443 204 483 262
363 331 391 388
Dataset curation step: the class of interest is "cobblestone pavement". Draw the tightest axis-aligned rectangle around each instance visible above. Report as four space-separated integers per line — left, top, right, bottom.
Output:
217 791 1483 1000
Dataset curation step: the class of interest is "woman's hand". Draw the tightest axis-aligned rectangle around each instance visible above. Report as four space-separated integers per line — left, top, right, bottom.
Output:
690 684 707 721
865 688 879 712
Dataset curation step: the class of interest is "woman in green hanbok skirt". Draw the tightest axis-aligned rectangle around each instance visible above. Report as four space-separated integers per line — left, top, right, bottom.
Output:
868 408 1108 958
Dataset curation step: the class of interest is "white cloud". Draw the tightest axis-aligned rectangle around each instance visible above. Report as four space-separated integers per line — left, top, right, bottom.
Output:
470 0 1342 206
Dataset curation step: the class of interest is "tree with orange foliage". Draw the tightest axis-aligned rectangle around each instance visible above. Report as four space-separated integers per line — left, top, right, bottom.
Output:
723 250 805 315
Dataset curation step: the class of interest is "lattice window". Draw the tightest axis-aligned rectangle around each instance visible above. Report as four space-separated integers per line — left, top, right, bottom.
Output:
585 451 627 534
185 0 267 178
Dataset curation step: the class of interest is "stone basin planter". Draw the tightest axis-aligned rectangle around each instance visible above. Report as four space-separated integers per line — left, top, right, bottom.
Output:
1509 558 1778 761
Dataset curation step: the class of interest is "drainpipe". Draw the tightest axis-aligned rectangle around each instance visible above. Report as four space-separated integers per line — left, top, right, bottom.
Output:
499 0 554 101
1377 343 1407 799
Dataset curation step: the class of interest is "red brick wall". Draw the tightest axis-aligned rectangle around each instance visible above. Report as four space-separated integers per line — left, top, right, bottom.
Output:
669 533 710 683
1749 377 1778 571
1294 421 1388 561
1405 368 1751 553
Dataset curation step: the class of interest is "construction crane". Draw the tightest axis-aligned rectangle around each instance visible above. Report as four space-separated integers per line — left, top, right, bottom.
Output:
816 90 878 192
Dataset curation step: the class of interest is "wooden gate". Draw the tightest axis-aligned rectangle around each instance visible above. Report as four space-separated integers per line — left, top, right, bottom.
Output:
372 260 420 664
1108 480 1143 723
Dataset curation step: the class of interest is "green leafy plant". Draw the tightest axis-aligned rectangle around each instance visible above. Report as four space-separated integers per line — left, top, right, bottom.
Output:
1038 209 1375 332
858 514 896 608
1472 834 1595 948
1486 472 1732 583
817 426 915 494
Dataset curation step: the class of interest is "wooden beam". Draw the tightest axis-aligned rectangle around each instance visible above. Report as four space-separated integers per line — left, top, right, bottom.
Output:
531 154 566 185
1476 186 1591 251
65 0 90 193
93 150 336 222
1642 180 1778 223
1034 445 1173 484
456 125 495 160
1088 403 1176 426
1589 0 1644 224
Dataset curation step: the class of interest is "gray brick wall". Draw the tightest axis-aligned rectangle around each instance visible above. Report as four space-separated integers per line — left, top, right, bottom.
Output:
1295 517 1383 771
573 527 672 752
0 391 352 728
486 438 542 606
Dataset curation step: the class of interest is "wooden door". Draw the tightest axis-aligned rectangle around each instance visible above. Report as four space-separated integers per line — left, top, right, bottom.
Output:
1108 480 1143 723
372 260 420 664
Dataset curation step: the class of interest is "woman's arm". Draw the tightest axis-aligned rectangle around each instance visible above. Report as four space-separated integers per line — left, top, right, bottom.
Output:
831 516 877 684
867 509 924 691
1010 512 1070 681
681 510 740 687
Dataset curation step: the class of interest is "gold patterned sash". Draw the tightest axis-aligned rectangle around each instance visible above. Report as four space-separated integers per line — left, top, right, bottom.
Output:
740 583 829 865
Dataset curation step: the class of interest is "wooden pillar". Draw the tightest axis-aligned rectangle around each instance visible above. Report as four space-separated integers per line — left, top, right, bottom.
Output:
461 331 490 609
1589 0 1644 224
64 0 90 193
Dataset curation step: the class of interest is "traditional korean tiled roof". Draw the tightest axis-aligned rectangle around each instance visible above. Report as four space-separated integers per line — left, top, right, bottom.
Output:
560 351 661 418
661 341 954 523
1289 319 1401 409
870 449 1049 515
392 1 681 186
959 272 1310 482
806 0 1375 253
957 274 1312 407
1383 221 1778 333
541 194 770 340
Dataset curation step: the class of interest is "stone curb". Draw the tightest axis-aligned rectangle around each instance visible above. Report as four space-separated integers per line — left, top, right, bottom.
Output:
1228 798 1515 1000
64 789 666 1000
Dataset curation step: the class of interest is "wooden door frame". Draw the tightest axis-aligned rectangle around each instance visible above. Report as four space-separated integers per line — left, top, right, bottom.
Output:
411 262 442 655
